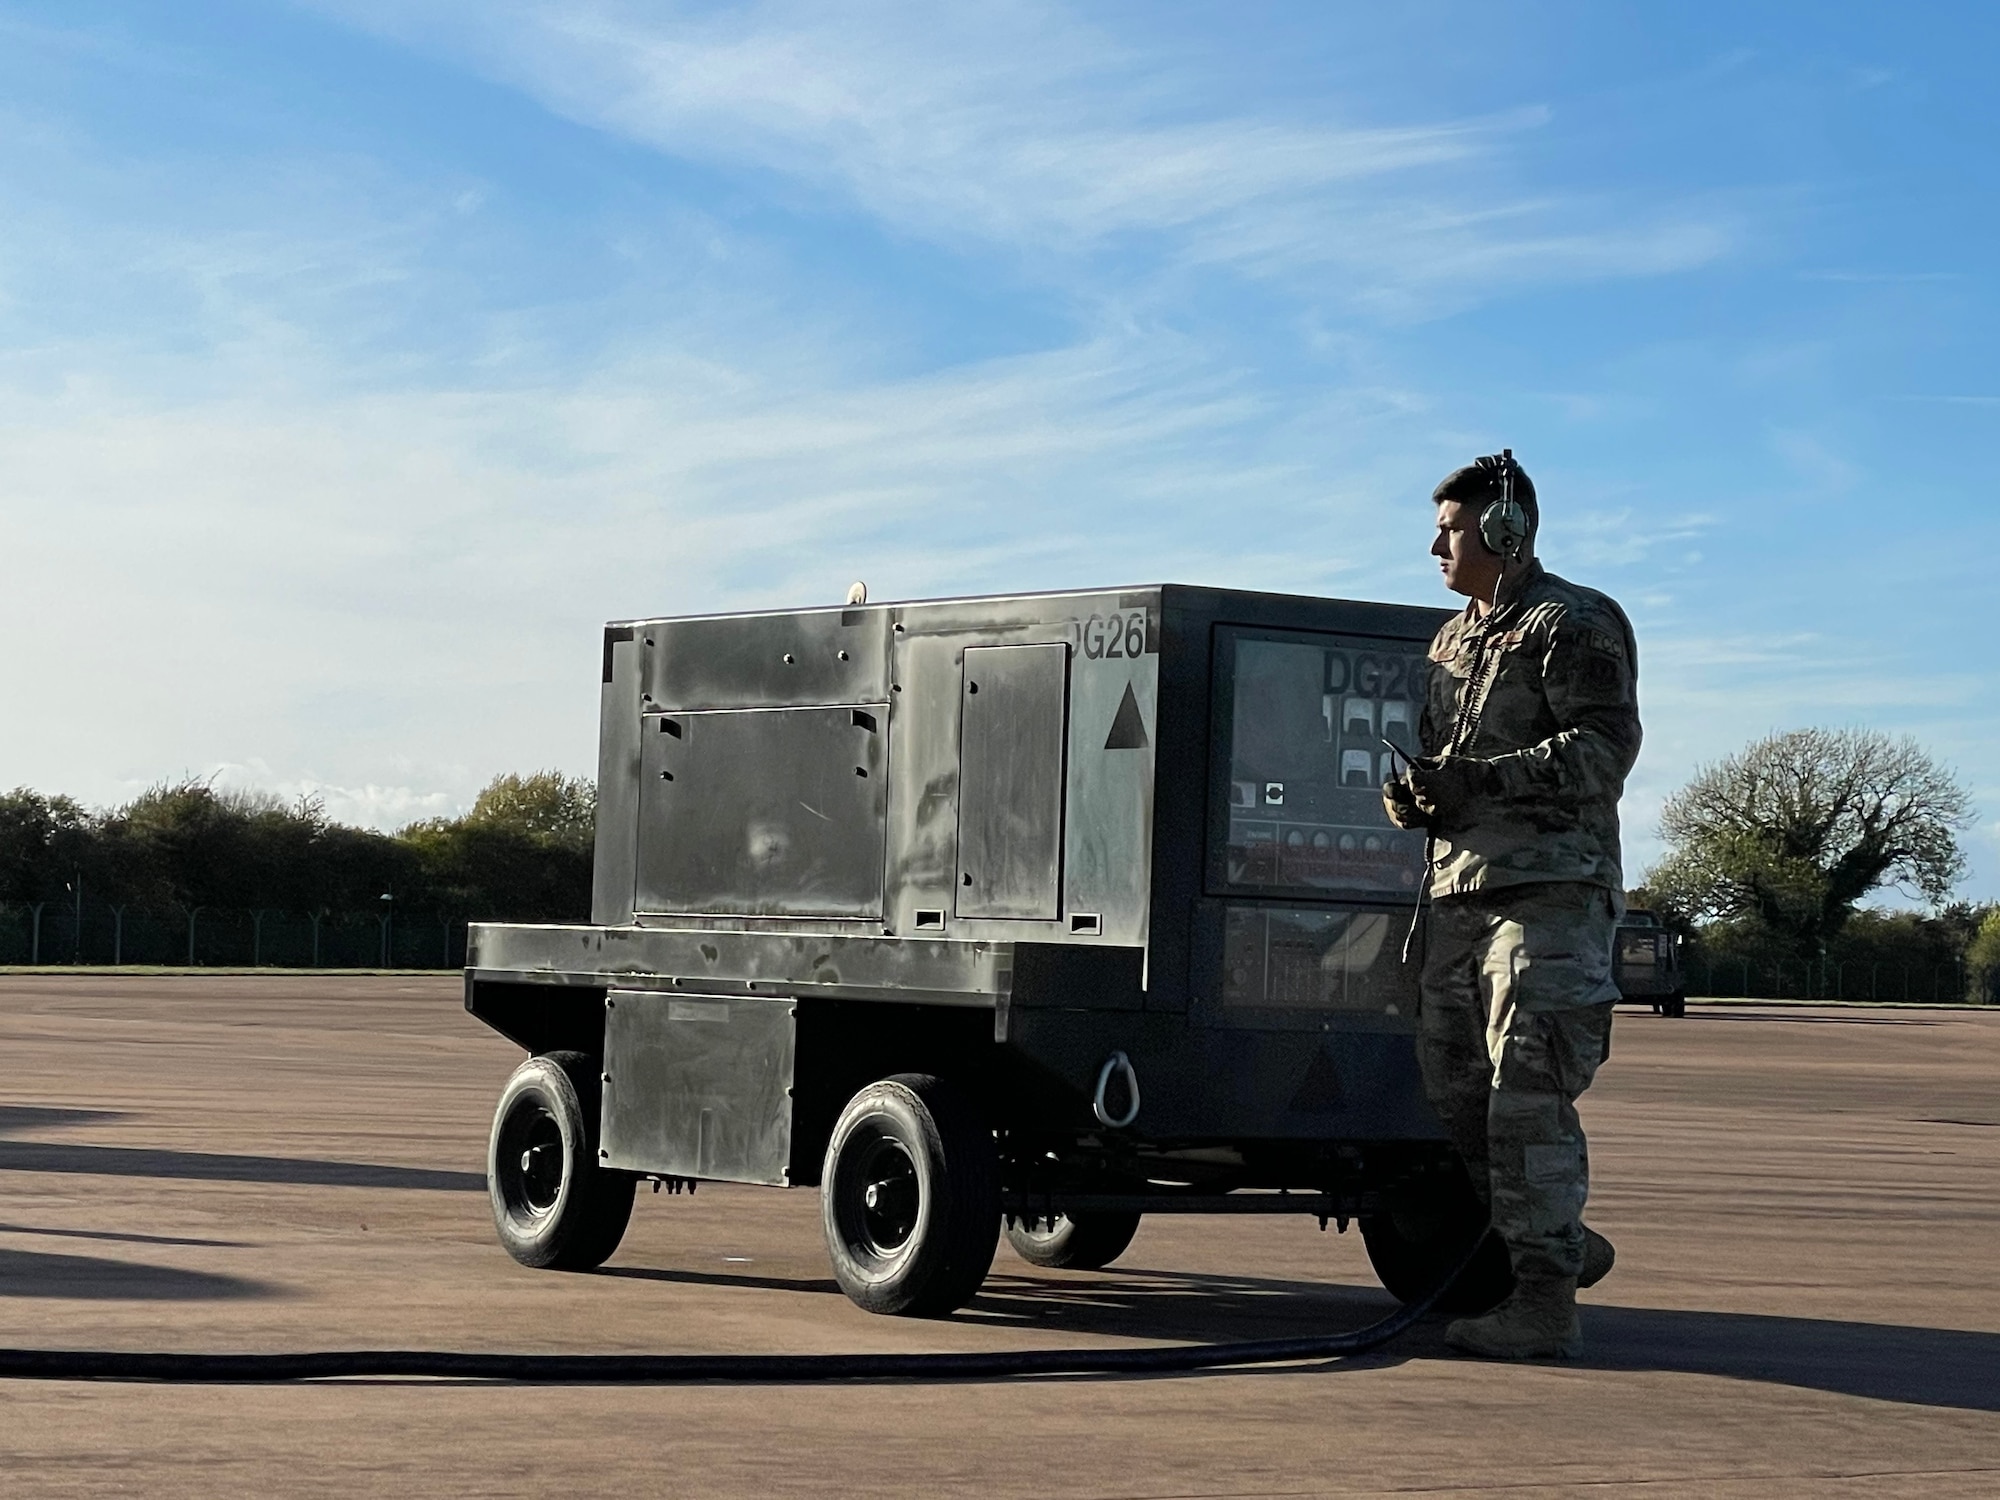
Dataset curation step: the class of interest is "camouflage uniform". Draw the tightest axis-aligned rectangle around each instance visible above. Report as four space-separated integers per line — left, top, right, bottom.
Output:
1408 560 1641 1283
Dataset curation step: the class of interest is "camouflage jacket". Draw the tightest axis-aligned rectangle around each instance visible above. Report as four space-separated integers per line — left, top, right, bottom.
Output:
1420 560 1641 897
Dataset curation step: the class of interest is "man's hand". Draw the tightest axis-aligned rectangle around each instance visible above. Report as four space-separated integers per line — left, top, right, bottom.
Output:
1382 776 1431 831
1405 753 1491 824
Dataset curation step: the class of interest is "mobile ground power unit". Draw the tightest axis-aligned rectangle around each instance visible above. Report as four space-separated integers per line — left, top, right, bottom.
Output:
467 585 1517 1316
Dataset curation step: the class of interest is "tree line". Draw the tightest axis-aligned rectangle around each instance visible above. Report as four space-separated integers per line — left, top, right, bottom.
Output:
5 729 1995 996
0 771 595 934
1636 728 1998 1003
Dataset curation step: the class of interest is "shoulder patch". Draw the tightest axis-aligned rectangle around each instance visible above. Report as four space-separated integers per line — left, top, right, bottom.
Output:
1583 627 1626 660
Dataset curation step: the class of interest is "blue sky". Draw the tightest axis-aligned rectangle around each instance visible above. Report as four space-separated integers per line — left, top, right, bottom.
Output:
1 1 1995 902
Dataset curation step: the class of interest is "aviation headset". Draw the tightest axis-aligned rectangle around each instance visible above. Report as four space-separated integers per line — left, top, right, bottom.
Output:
1474 448 1531 562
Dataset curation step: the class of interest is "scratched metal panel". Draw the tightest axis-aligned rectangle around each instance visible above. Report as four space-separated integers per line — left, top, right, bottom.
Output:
955 643 1070 920
591 627 643 926
467 921 1009 1006
639 609 891 711
601 990 797 1184
635 706 889 919
1063 608 1158 949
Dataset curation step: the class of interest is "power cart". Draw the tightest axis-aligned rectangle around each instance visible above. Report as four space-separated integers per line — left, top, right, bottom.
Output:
467 584 1517 1316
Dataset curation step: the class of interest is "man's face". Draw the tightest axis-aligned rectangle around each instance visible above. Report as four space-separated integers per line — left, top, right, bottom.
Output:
1431 499 1503 603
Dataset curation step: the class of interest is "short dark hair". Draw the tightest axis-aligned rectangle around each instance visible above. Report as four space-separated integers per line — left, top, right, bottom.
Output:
1432 456 1539 541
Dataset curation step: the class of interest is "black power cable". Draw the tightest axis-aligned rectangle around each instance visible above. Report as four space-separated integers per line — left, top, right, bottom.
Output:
0 1238 1481 1385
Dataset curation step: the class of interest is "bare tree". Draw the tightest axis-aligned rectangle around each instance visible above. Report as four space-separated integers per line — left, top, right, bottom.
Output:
1646 729 1972 954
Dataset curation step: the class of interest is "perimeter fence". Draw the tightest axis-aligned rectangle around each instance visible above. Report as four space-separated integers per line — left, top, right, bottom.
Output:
1684 953 1986 1004
0 897 466 970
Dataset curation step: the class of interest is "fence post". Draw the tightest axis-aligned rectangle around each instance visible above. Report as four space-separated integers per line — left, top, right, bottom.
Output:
310 910 324 968
186 906 201 966
30 902 44 965
110 906 125 966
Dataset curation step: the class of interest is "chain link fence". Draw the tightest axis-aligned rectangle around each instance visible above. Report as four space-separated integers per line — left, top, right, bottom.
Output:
0 898 466 969
1686 953 1986 1003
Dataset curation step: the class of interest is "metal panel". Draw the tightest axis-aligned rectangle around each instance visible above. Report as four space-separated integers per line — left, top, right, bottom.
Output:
1063 627 1157 949
881 628 964 935
467 922 1008 1008
956 643 1069 920
640 609 890 711
592 627 642 926
635 706 888 918
601 990 797 1184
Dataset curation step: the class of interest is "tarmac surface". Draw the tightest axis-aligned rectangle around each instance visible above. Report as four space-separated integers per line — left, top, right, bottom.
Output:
0 974 1996 1498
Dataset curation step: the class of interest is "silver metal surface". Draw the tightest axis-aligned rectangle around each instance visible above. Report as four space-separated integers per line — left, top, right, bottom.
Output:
955 643 1070 920
877 588 1159 948
468 921 1008 1008
635 705 888 919
1062 610 1157 949
591 627 642 926
601 990 798 1185
640 608 891 712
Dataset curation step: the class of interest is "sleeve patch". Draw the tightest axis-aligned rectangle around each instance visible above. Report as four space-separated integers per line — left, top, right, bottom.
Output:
1582 627 1626 660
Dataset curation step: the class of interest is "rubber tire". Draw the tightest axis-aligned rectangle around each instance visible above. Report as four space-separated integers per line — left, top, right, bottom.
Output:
821 1074 1000 1317
1361 1179 1514 1316
1006 1211 1142 1270
488 1050 636 1271
1663 992 1688 1018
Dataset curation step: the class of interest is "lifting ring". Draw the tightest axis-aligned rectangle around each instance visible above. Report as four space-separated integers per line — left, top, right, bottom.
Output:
1092 1051 1141 1129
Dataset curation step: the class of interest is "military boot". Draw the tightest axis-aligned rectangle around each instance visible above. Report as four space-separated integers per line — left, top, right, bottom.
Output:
1580 1226 1615 1289
1444 1276 1581 1360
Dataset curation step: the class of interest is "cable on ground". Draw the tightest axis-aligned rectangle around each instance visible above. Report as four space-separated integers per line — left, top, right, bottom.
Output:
0 1237 1483 1385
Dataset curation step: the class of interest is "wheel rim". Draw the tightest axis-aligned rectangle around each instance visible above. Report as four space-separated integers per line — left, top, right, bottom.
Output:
1013 1215 1068 1246
834 1119 923 1266
496 1096 566 1219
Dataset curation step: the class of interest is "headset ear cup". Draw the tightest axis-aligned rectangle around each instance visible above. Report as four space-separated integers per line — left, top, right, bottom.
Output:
1479 498 1527 560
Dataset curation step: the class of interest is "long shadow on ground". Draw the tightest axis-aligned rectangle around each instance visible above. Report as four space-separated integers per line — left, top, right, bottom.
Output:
0 1102 484 1191
0 1247 277 1301
0 1140 484 1192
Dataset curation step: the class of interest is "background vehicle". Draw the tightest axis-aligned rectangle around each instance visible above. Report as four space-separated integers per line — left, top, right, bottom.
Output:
1616 908 1686 1017
467 585 1515 1316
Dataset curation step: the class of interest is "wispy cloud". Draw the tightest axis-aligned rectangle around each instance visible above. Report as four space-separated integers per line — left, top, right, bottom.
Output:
307 0 1733 313
0 280 1453 822
1563 507 1718 569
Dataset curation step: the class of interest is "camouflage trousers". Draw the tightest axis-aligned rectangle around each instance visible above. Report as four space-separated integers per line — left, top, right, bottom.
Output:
1417 882 1619 1283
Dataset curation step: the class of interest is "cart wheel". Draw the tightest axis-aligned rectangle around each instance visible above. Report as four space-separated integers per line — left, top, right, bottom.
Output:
1360 1179 1513 1315
821 1074 999 1316
488 1050 635 1271
1005 1211 1142 1270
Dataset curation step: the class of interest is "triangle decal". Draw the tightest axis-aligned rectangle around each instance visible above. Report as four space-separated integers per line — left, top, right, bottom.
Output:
1104 682 1150 751
1286 1046 1345 1116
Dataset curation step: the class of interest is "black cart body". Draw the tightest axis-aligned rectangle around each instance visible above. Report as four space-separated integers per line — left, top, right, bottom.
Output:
469 584 1486 1252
